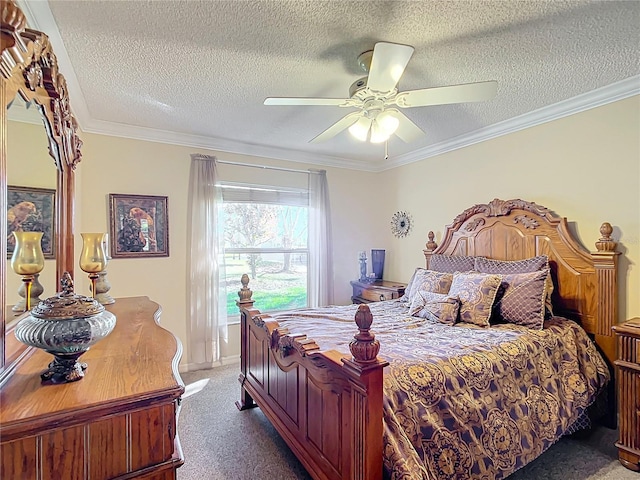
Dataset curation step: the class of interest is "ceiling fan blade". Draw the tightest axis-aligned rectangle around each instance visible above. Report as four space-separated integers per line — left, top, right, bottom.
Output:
395 81 498 108
264 97 349 106
387 109 425 143
310 112 361 143
366 42 415 93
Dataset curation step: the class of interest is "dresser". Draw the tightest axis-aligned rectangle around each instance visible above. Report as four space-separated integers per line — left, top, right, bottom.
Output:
612 317 640 472
0 297 184 480
350 279 406 304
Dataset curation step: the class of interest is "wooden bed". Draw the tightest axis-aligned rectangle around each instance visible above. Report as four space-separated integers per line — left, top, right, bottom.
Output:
236 198 620 480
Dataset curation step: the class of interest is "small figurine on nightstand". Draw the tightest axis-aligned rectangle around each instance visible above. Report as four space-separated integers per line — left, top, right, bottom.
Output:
358 251 367 281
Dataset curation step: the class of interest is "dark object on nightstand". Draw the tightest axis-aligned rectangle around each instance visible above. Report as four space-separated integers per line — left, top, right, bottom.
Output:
612 317 640 472
371 249 385 280
350 279 406 304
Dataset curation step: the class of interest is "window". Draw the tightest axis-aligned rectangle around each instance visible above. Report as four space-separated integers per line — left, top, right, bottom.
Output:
220 183 309 316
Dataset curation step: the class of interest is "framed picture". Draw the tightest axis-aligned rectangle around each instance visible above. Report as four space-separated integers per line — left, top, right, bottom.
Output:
7 185 56 259
109 194 169 258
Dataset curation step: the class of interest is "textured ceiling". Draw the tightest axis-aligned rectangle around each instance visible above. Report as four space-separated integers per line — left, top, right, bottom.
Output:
18 0 640 171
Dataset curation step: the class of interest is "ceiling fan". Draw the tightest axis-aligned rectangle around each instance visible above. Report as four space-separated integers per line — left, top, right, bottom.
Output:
264 42 497 144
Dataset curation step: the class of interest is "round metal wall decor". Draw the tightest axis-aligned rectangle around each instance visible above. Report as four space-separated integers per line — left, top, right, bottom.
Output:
391 211 412 238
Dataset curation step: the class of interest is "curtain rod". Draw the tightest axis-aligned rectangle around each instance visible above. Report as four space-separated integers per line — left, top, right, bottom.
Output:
192 154 321 175
218 159 323 175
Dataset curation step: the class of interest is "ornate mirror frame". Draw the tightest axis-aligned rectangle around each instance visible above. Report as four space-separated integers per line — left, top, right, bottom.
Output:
1 0 82 383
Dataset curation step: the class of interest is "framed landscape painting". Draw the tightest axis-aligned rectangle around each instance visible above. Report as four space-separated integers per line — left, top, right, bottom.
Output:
7 185 55 259
109 193 169 258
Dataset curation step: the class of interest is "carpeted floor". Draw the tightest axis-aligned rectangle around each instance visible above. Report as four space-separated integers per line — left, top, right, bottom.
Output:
178 363 638 480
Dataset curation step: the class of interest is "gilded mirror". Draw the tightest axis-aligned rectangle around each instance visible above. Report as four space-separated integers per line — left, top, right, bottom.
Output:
1 0 82 383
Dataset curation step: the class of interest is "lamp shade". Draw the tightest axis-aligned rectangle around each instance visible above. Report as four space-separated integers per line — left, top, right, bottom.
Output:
10 231 45 276
348 116 372 141
376 110 400 135
79 233 108 274
348 109 400 143
370 119 390 143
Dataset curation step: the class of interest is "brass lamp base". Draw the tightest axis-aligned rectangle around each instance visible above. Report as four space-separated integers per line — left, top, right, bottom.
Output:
41 352 88 384
12 273 44 313
94 270 115 305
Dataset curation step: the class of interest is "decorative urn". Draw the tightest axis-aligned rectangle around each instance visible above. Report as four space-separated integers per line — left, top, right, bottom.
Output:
14 272 116 384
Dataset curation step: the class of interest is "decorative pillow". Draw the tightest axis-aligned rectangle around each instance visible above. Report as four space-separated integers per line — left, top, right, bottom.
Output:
474 255 548 274
492 269 549 329
402 267 420 302
404 268 454 304
448 272 502 327
409 290 461 325
474 255 554 316
428 254 476 273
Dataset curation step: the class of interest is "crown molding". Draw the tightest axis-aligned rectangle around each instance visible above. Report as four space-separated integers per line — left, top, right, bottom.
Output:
81 118 373 171
384 75 640 171
19 2 639 173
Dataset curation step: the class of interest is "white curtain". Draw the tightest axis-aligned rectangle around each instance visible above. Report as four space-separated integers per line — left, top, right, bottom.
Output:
187 154 226 367
308 169 334 307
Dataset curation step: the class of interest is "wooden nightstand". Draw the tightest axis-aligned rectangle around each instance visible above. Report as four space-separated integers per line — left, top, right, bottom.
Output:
350 280 406 304
612 317 640 472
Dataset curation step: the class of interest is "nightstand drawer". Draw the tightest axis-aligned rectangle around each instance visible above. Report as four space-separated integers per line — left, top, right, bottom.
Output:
361 288 394 302
350 280 406 304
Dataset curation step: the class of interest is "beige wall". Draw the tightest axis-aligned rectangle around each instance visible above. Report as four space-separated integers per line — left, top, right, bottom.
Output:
384 95 640 322
76 136 388 366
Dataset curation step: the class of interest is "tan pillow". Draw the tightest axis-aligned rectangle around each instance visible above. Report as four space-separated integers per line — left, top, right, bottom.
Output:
409 290 461 325
448 272 502 327
404 268 454 304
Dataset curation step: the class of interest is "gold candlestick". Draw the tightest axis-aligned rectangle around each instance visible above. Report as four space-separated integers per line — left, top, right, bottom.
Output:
79 233 108 298
10 231 45 311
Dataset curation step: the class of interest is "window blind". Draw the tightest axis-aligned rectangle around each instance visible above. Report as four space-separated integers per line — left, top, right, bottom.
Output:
218 182 308 206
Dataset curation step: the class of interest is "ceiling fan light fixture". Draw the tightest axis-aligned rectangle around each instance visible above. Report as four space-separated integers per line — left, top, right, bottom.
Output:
370 119 391 143
376 110 400 136
348 116 372 142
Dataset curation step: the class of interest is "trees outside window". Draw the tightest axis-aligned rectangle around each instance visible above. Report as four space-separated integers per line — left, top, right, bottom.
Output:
222 198 308 316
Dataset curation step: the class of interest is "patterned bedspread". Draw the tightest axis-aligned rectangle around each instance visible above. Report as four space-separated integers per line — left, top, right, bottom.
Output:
272 300 610 480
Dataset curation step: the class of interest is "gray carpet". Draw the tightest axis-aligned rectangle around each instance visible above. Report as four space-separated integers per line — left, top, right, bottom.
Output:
178 363 638 480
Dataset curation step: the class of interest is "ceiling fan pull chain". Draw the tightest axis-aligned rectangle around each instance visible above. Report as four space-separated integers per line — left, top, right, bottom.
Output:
385 140 389 160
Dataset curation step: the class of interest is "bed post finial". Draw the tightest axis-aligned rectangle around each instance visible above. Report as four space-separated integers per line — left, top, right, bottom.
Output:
425 231 437 252
595 222 617 252
349 304 380 364
424 231 438 268
236 273 254 310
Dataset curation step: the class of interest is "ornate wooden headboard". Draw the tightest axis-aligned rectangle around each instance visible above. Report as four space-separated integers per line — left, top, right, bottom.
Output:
424 198 620 368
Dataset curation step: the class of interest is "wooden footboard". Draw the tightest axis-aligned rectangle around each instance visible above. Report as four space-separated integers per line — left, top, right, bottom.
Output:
236 274 387 480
